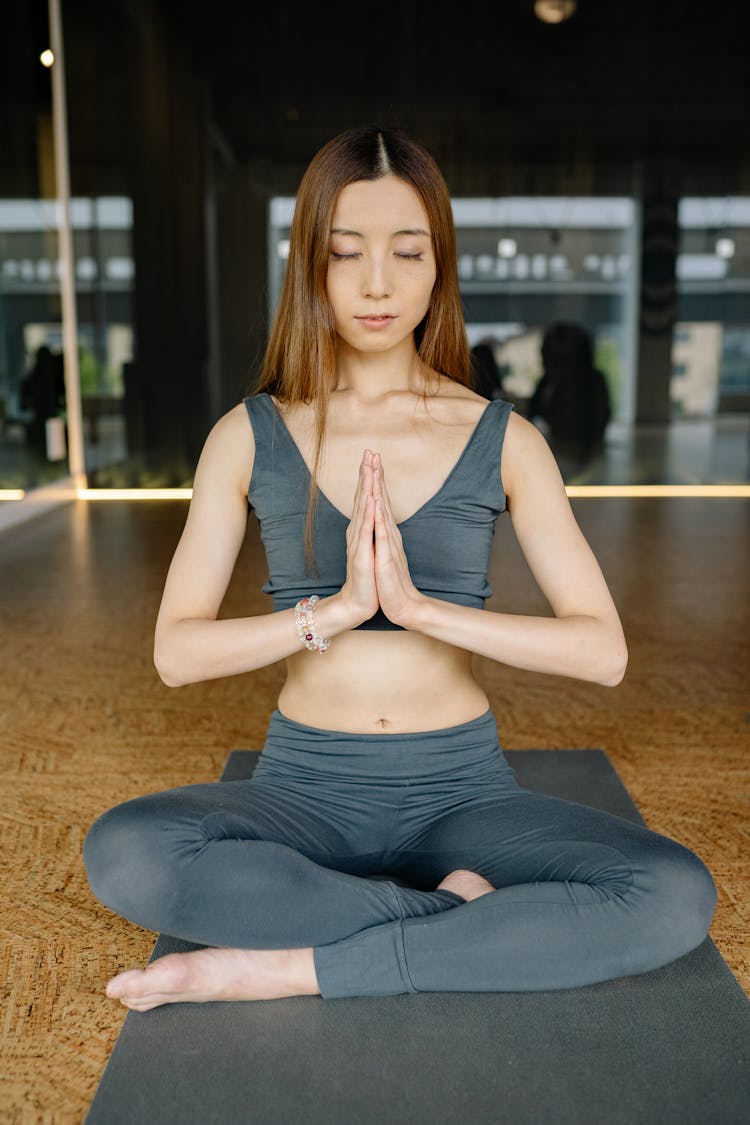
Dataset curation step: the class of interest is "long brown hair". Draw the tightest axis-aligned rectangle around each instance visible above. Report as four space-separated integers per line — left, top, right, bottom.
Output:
255 124 471 564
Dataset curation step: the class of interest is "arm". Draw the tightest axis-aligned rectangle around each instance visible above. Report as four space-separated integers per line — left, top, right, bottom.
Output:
153 407 375 687
372 414 628 687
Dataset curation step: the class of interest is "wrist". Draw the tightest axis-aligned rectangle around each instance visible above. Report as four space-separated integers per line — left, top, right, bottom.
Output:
293 595 331 654
315 592 364 636
391 591 430 632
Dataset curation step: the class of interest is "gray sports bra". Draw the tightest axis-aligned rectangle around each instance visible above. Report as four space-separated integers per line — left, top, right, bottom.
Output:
244 393 513 630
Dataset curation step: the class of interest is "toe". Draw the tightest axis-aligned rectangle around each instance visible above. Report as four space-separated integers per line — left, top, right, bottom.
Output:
106 970 136 999
106 964 162 1000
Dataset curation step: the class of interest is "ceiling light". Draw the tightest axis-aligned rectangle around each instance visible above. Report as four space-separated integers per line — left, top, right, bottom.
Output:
715 237 735 259
534 1 577 24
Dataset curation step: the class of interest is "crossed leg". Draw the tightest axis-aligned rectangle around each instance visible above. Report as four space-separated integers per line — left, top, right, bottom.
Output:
82 777 488 1010
84 778 716 1009
311 789 718 998
102 870 496 1011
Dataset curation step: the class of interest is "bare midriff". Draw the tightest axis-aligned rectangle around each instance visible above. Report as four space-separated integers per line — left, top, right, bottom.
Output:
278 630 490 734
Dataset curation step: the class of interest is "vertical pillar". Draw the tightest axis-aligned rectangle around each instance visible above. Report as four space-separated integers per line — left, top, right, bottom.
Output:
48 0 86 487
124 7 210 478
635 164 681 424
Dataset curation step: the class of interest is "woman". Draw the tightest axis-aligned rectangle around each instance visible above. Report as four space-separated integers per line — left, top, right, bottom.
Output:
83 126 716 1011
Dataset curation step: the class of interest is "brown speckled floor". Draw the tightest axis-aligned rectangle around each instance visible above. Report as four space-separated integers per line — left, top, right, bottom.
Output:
1 498 748 1123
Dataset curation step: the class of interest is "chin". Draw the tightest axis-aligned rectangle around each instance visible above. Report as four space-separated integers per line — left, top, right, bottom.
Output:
339 335 402 355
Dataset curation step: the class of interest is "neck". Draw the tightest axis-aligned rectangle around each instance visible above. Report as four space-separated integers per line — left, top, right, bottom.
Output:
333 335 431 401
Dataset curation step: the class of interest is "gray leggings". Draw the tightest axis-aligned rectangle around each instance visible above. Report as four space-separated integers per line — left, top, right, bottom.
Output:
83 709 717 999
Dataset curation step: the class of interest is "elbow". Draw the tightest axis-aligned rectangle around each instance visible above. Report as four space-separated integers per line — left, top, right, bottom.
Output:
597 636 628 687
157 668 185 689
153 644 188 689
155 661 185 689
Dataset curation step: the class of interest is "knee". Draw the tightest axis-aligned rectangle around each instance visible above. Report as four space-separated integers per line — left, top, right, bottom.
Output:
83 797 177 925
638 838 717 964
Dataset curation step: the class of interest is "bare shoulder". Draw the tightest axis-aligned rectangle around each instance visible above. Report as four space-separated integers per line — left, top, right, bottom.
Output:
503 410 548 459
494 411 624 633
194 401 255 499
500 412 567 506
155 402 254 630
210 400 253 441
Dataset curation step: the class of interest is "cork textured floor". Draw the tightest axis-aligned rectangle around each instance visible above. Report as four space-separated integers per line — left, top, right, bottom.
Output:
1 498 748 1124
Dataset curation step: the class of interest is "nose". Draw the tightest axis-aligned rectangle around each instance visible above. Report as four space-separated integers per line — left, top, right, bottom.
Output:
361 255 392 299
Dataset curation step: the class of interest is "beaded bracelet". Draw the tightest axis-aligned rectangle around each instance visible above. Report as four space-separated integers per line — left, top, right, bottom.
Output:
294 595 331 654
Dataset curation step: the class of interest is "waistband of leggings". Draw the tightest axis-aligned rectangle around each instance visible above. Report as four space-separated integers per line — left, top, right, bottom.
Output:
258 707 509 781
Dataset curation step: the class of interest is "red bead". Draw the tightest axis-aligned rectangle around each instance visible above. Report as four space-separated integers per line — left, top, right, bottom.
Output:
305 633 313 641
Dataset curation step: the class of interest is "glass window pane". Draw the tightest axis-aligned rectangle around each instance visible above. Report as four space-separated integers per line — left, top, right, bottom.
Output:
0 4 71 491
451 197 635 425
675 197 750 419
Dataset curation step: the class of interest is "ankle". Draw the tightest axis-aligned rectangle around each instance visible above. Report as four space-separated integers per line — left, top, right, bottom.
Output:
286 947 320 996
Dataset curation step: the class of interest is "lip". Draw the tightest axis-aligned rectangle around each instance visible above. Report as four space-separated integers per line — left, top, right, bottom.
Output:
355 315 396 329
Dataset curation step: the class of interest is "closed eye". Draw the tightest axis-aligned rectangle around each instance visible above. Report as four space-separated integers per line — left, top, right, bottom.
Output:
330 251 424 261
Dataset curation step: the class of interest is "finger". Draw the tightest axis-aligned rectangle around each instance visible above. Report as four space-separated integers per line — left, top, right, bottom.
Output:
375 498 403 562
372 452 388 500
374 495 399 545
373 501 393 571
371 452 381 492
373 497 389 547
351 495 376 597
353 482 376 555
361 494 375 540
353 451 371 505
375 464 398 531
372 455 393 524
347 452 373 541
374 496 419 627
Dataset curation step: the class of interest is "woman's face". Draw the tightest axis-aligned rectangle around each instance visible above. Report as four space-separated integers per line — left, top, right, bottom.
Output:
326 174 437 355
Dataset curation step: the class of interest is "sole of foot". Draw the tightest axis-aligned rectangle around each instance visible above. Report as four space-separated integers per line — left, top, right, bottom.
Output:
436 869 495 902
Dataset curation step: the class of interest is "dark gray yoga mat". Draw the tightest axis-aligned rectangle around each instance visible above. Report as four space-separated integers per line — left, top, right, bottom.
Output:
86 750 750 1125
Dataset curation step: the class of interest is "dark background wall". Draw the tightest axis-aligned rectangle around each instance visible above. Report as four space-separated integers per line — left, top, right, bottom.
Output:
4 0 749 476
161 0 750 191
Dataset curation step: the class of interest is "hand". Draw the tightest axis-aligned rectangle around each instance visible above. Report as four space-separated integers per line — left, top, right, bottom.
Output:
337 450 380 626
372 453 426 629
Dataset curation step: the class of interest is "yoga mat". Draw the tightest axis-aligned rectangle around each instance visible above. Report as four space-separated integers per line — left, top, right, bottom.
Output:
85 750 750 1125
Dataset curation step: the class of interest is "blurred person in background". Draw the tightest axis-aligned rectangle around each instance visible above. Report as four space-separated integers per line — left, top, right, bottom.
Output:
529 322 610 477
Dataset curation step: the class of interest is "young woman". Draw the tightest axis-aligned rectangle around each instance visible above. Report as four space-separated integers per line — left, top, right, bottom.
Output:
83 126 716 1011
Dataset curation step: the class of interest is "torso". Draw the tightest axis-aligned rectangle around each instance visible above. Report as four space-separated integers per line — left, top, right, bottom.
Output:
270 383 492 525
279 630 489 734
266 378 497 734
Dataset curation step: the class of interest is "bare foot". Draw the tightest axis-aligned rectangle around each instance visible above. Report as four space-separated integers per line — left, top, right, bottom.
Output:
437 869 495 902
105 946 319 1012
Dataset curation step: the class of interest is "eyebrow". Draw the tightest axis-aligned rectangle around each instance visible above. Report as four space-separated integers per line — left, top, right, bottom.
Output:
330 227 431 238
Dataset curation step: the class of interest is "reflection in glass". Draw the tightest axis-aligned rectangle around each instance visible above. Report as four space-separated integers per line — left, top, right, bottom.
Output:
273 194 750 486
674 198 750 420
0 197 135 487
0 0 71 490
452 196 635 438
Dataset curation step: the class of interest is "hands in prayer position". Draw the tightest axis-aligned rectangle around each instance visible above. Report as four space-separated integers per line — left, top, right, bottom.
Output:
342 450 423 629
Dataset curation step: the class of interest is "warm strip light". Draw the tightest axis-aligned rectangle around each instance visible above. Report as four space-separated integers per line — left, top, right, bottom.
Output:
565 484 750 497
78 486 750 499
77 488 193 500
3 485 749 504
